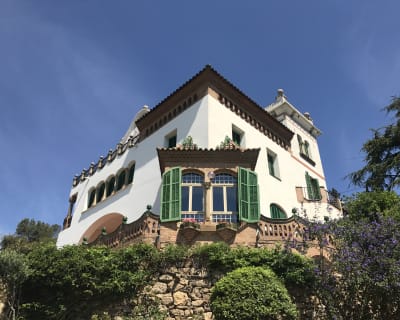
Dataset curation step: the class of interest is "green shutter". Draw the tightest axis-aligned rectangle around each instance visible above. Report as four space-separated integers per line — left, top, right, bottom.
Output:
270 204 287 219
160 167 181 222
313 178 322 200
305 172 321 200
305 172 313 199
238 167 260 223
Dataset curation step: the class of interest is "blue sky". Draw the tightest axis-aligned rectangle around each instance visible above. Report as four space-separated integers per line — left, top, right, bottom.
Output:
1 1 399 237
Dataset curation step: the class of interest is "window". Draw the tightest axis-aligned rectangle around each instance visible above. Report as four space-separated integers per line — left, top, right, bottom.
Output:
165 130 177 148
303 141 311 158
96 182 105 203
212 173 238 213
127 163 135 184
297 135 315 165
267 149 280 179
182 173 204 212
270 204 287 219
232 125 244 146
160 167 260 223
106 176 116 197
168 135 177 148
116 170 126 191
305 172 321 200
88 188 96 208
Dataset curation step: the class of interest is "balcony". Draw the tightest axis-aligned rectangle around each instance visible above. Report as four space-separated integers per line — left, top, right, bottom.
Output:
296 187 342 211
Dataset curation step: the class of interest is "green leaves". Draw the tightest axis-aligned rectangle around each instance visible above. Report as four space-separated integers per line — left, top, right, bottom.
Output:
19 243 159 319
349 97 400 191
211 266 298 320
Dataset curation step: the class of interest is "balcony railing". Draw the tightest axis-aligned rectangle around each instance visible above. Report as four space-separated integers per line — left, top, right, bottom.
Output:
297 187 342 211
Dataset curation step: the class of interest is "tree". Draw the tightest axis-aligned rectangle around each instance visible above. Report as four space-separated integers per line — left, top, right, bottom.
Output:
349 97 400 191
0 249 31 320
1 218 60 250
210 266 298 320
343 191 400 221
312 215 400 319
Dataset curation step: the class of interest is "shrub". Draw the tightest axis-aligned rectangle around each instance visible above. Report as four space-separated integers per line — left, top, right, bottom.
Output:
210 266 298 320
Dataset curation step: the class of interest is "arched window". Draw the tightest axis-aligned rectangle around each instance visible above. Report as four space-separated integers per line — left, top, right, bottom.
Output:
127 163 135 185
181 173 204 222
212 173 238 222
96 182 105 203
106 176 115 197
270 204 287 219
116 170 126 191
88 188 96 209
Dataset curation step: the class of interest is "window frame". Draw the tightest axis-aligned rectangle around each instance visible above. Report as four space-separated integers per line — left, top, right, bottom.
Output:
211 173 238 214
232 125 244 147
270 203 287 219
181 172 204 213
267 149 280 180
165 130 177 148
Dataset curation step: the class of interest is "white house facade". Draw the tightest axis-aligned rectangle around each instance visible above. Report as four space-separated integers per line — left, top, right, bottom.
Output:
57 66 341 247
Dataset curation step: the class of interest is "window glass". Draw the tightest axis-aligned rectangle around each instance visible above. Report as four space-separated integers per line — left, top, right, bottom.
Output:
116 170 126 191
96 183 105 203
181 173 204 213
127 164 135 184
88 189 95 208
106 177 115 197
181 186 189 211
192 186 204 211
213 186 224 211
168 135 177 148
232 130 241 145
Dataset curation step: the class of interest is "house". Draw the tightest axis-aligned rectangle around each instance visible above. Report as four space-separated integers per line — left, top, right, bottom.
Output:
57 65 341 249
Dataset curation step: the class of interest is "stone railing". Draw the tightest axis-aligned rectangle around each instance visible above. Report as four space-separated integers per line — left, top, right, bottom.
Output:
89 211 160 248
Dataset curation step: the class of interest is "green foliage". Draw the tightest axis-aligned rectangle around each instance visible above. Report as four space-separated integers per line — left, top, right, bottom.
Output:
343 191 400 221
0 249 31 320
191 242 315 287
349 97 400 191
1 218 60 251
159 244 188 268
211 266 298 320
4 241 314 319
19 243 159 320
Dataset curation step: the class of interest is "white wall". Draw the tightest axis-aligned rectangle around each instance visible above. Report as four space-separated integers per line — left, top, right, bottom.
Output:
57 93 340 246
57 96 209 246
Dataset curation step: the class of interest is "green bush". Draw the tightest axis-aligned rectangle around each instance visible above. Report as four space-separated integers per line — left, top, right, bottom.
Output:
211 266 298 320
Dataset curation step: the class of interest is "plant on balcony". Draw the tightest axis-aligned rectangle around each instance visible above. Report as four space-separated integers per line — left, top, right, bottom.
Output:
218 136 238 149
181 135 198 150
180 218 200 230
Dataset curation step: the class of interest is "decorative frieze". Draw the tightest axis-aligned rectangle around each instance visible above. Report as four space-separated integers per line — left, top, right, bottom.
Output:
72 134 140 187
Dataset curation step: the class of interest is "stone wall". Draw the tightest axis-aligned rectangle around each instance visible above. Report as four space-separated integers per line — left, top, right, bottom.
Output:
144 263 219 320
139 260 322 320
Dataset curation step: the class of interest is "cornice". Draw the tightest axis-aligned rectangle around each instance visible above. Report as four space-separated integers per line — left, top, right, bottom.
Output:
157 147 260 174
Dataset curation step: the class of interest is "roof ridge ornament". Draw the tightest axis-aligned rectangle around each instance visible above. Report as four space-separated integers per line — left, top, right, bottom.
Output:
276 89 286 102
